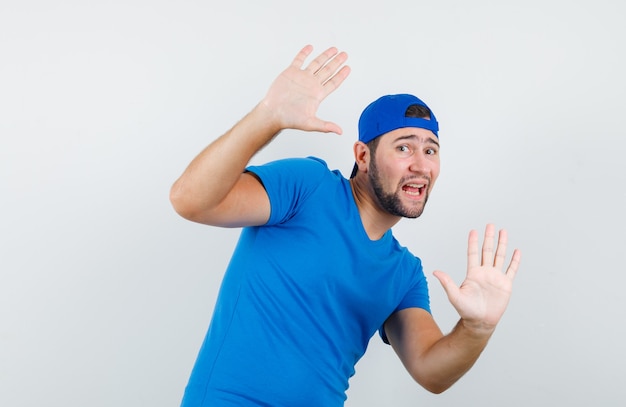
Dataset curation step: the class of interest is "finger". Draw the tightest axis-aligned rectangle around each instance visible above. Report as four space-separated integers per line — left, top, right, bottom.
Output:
481 223 496 266
305 47 339 75
321 65 351 97
493 229 508 269
291 44 314 69
317 51 349 84
467 229 480 268
505 249 522 281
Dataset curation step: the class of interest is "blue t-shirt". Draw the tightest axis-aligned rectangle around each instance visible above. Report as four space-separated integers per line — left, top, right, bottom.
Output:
181 157 430 407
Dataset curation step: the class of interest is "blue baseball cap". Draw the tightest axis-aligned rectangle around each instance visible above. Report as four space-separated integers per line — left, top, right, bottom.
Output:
358 94 439 143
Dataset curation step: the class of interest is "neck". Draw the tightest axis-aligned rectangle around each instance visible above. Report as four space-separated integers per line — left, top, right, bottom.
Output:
349 176 401 241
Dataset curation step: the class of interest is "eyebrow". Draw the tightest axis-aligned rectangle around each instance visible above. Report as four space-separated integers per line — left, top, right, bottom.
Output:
393 134 440 148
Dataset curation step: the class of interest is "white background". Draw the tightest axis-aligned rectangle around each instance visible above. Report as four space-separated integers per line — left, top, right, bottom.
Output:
2 1 625 406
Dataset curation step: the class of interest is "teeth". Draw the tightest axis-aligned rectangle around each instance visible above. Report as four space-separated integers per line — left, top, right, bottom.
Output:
403 183 424 196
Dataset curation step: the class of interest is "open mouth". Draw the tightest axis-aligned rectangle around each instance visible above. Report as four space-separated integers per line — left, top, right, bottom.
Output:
401 183 426 197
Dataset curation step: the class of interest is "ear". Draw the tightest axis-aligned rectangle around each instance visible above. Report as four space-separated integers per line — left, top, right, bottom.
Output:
353 141 370 175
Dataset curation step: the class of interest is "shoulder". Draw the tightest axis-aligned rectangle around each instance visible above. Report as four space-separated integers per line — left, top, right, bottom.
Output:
247 156 336 189
388 237 423 269
248 156 330 175
246 157 341 225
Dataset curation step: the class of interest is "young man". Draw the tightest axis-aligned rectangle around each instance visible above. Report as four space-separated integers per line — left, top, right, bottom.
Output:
170 45 521 407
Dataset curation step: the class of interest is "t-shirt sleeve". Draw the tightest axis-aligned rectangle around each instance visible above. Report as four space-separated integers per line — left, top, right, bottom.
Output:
246 157 328 226
379 260 431 344
395 265 430 313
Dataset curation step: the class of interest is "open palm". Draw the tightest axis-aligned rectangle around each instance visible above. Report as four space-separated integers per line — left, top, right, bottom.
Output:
434 224 521 333
261 45 351 135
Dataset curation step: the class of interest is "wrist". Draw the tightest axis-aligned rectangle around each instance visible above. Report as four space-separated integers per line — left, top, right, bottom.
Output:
256 98 287 133
458 318 496 339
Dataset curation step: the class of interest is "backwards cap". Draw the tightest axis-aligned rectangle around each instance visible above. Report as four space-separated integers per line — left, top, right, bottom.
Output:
358 93 439 143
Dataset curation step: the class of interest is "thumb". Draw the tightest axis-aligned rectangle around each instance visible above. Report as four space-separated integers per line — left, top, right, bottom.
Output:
322 120 343 135
433 270 459 301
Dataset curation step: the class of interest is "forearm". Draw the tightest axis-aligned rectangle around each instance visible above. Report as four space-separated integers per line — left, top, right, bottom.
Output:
170 102 281 218
414 319 493 393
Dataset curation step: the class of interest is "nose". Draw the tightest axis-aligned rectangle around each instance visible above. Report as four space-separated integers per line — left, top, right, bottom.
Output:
408 151 431 174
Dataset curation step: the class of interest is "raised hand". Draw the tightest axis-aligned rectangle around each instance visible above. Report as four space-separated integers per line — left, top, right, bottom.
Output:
260 45 351 135
433 224 521 333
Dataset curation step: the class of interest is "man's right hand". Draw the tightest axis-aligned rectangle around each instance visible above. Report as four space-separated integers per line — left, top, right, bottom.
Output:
260 45 351 135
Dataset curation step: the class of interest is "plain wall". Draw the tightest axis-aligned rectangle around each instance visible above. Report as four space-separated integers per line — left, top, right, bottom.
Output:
1 0 625 406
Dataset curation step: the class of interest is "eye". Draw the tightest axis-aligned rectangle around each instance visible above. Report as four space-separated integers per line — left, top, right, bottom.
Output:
425 147 437 155
397 145 411 154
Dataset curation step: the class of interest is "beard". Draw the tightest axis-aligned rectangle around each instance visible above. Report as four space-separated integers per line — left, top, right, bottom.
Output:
369 158 430 219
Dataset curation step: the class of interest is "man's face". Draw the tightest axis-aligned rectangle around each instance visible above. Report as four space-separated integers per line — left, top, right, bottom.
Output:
368 127 440 218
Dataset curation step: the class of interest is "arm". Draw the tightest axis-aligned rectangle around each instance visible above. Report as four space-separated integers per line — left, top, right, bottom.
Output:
384 224 521 394
169 45 350 227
